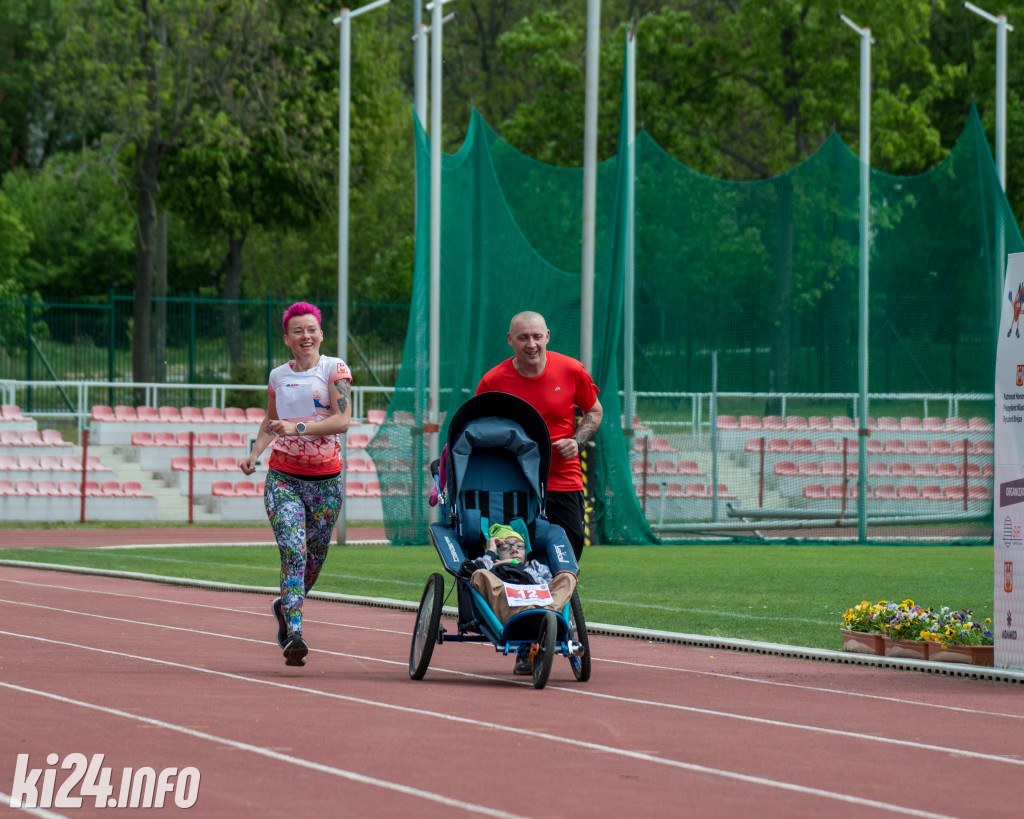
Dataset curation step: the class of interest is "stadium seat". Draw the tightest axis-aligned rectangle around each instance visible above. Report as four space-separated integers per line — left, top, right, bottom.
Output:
202 407 225 422
0 429 20 445
883 440 906 454
899 417 921 431
921 417 944 431
58 480 81 496
17 455 41 471
122 481 152 497
929 439 952 455
236 481 261 497
153 431 177 446
964 463 982 478
797 461 820 476
716 415 738 429
346 481 367 497
867 461 889 476
0 479 15 495
348 433 370 449
86 456 111 472
215 456 237 471
114 405 137 421
774 461 797 476
220 432 245 447
1 404 26 420
807 416 830 430
967 417 991 431
100 481 125 496
41 430 70 447
936 462 960 478
677 460 705 475
832 416 855 430
944 417 968 432
246 407 266 423
131 430 154 447
664 482 685 498
921 485 943 500
171 456 192 471
942 485 965 501
224 407 248 423
821 461 844 477
38 454 62 471
972 440 993 455
891 462 913 477
159 406 182 422
60 455 83 471
814 438 839 453
198 431 222 447
91 405 115 422
766 438 790 453
826 484 856 500
83 480 102 496
873 484 897 499
631 460 649 475
684 482 706 497
762 416 785 430
865 439 883 454
19 430 44 446
364 481 381 497
906 440 929 455
648 437 676 452
211 480 234 496
897 485 920 500
784 415 808 430
15 479 40 495
35 480 60 496
653 460 677 475
791 438 814 453
744 437 765 454
181 406 205 423
967 485 990 500
913 462 937 477
802 484 827 500
137 406 160 421
875 417 899 431
739 415 761 430
367 409 387 425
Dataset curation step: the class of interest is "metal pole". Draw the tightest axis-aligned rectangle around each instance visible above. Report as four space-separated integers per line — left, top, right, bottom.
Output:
414 25 428 127
334 0 390 545
840 13 873 543
623 24 636 438
580 0 600 370
428 0 444 521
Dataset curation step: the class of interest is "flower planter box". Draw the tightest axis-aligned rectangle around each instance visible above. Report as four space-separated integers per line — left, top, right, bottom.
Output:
884 637 930 661
927 643 994 666
840 629 886 656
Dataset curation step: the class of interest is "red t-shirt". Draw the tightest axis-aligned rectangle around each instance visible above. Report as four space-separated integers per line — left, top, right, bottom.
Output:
475 351 600 492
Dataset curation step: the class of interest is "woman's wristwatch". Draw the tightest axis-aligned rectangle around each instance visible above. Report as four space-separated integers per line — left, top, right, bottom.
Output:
295 422 306 435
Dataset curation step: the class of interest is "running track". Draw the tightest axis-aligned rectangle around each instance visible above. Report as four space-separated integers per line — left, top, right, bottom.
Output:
2 537 1023 816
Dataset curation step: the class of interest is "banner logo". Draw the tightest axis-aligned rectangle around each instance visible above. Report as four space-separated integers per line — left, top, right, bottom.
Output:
1003 516 1024 546
1000 479 1024 508
1005 562 1014 593
1018 364 1024 387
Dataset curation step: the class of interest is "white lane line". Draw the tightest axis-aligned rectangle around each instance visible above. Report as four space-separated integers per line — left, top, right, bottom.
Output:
0 681 530 819
3 578 1022 722
0 630 986 818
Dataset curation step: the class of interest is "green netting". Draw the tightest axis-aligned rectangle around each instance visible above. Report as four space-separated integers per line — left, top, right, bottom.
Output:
369 89 1021 545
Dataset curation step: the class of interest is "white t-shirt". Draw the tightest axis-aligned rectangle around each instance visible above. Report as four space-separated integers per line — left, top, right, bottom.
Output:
267 355 352 475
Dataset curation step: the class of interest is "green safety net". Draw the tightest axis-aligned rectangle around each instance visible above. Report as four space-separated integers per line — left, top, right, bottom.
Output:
369 85 1021 545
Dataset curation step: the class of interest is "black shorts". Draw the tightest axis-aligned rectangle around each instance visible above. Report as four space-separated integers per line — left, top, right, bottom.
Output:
545 489 585 562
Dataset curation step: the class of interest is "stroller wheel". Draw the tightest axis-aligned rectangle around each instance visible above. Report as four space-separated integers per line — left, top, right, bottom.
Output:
532 610 557 689
410 573 444 680
568 590 591 682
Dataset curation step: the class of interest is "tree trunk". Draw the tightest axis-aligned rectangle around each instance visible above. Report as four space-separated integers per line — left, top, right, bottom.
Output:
223 231 247 364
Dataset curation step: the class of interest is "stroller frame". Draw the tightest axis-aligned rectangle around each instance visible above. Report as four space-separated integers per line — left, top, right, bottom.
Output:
408 393 591 689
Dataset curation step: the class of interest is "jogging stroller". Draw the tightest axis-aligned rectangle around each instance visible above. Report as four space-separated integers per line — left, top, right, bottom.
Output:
409 392 591 689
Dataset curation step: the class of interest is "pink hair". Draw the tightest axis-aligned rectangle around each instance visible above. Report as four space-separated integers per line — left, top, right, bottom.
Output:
282 302 322 332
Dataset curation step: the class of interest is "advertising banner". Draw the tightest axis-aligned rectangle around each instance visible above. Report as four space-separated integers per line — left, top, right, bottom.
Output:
994 252 1024 669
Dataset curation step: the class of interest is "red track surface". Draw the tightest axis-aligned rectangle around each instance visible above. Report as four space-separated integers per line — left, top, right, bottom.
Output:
2 559 1023 818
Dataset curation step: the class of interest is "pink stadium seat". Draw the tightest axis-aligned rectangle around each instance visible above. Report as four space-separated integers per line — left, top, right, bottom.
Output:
784 416 808 430
631 460 648 475
913 463 937 478
744 437 765 454
866 439 883 454
122 481 151 497
774 461 797 476
899 417 921 431
677 461 705 476
114 405 137 421
967 417 991 431
137 406 160 422
942 485 965 501
236 481 261 497
929 439 952 455
712 483 736 499
180 406 205 423
91 405 115 421
716 415 738 429
58 480 81 496
83 480 102 496
212 480 235 496
38 454 62 471
171 456 191 471
176 431 197 446
246 407 266 423
17 455 41 471
2 404 26 420
964 463 982 478
154 431 177 446
967 485 991 500
41 430 69 447
159 406 182 422
684 483 707 497
60 455 83 471
367 409 387 425
906 440 929 455
20 430 44 446
648 437 676 453
638 483 661 499
791 438 814 453
0 429 20 445
873 484 897 499
826 484 856 500
0 454 18 470
215 456 237 471
944 417 968 432
921 485 943 500
802 484 827 500
891 462 913 477
35 480 60 496
883 440 906 455
348 433 370 449
100 480 125 496
193 456 216 471
875 416 899 431
0 479 15 495
762 416 785 430
15 479 40 495
198 431 222 447
832 416 855 430
346 481 367 497
739 415 761 430
897 485 920 500
982 463 993 477
86 456 111 472
220 431 244 447
972 440 993 455
653 460 677 475
807 416 830 430
814 439 838 453
131 430 155 447
921 417 944 431
821 461 843 477
202 407 225 422
868 461 889 476
797 461 820 476
936 462 960 478
766 438 790 453
664 482 685 498
224 407 247 423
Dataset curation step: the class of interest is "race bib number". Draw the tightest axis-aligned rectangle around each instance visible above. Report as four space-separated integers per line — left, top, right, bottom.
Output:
503 583 553 608
276 382 315 420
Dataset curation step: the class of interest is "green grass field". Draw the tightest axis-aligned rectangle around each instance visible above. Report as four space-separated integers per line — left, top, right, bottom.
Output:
1 541 995 650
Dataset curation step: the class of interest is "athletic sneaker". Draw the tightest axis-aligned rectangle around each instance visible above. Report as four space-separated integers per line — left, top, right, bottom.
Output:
513 644 534 676
283 633 308 667
271 597 287 648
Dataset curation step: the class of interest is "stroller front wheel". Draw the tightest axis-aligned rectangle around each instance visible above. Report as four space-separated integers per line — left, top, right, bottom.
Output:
532 610 557 689
410 573 444 680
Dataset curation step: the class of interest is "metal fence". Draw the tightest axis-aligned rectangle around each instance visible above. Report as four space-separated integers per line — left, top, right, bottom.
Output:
0 294 409 400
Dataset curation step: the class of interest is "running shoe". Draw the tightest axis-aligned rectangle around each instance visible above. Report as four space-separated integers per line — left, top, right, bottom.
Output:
513 644 534 675
283 633 308 667
271 597 287 648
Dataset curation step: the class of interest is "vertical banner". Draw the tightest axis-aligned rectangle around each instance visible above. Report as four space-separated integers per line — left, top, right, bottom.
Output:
994 252 1024 669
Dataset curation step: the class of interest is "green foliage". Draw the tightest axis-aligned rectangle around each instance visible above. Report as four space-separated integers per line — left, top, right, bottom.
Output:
225 358 268 409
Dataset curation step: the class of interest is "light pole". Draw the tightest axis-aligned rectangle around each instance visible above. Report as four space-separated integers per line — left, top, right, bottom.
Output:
840 13 874 543
580 0 601 372
334 0 389 544
964 3 1013 337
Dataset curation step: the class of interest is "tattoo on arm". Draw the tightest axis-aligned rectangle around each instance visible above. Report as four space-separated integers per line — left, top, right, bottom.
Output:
333 380 350 415
575 412 600 446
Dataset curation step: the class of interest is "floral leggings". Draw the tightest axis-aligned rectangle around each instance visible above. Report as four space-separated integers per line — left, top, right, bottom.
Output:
265 469 343 637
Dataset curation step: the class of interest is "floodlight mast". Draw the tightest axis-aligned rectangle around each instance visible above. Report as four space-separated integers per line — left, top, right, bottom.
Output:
334 0 390 544
839 13 873 543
